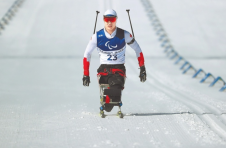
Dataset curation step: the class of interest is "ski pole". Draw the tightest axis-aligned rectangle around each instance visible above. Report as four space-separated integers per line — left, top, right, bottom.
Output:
93 11 100 34
126 9 135 38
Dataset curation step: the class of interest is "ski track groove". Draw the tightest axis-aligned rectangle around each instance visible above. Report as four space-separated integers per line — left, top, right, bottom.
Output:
149 69 222 115
199 115 226 140
127 57 226 141
149 67 226 141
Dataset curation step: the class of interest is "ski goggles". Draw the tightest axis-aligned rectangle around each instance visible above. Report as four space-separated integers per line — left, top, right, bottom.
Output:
104 17 117 23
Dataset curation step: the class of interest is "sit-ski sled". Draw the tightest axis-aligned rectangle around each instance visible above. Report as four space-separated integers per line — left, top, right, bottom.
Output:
97 75 124 118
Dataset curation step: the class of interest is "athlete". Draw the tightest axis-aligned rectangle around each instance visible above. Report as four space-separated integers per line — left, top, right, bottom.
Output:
82 9 146 117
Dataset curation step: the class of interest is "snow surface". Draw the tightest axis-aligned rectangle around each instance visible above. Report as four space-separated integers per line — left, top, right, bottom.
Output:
0 0 226 147
0 0 16 19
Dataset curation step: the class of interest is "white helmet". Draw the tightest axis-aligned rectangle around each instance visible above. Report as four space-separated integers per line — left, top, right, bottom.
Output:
104 9 117 17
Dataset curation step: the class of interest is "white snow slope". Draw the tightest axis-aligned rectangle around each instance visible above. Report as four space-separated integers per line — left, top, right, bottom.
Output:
0 0 226 147
0 0 15 19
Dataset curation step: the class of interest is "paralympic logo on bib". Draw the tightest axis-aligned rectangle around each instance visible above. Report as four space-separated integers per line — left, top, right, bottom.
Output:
105 41 117 50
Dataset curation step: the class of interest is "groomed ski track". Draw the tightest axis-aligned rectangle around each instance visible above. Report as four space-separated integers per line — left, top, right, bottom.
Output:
0 0 226 147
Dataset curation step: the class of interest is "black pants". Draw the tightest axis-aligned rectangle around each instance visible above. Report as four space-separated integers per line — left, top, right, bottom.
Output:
97 64 126 90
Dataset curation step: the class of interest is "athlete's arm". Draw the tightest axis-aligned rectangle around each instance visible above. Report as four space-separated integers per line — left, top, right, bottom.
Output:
125 30 146 82
124 31 145 67
83 34 97 76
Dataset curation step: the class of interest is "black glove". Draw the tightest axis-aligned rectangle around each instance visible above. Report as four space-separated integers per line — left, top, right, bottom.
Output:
83 75 90 86
139 66 146 82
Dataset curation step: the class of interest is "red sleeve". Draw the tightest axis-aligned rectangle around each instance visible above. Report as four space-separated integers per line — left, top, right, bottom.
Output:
83 57 90 76
137 52 145 67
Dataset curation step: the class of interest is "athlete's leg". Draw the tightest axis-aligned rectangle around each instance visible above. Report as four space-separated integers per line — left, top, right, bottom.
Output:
108 74 125 89
107 74 124 116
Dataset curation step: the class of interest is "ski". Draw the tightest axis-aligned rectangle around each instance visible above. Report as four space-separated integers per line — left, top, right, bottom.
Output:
99 110 105 118
99 112 124 118
117 111 124 118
